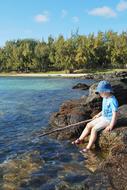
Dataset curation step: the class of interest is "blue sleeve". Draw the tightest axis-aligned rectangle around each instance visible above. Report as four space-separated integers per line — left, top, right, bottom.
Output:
111 97 119 112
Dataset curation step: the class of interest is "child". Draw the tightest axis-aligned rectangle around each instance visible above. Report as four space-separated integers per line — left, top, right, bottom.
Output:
72 80 119 153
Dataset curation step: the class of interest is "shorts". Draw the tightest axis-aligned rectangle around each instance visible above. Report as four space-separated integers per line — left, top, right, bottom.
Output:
88 116 110 132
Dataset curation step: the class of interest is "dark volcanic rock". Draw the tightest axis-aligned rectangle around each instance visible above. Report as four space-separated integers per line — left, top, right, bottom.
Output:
83 71 127 82
72 83 89 90
96 122 127 190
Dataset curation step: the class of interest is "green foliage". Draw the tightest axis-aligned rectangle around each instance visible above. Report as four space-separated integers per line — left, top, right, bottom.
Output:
0 31 127 73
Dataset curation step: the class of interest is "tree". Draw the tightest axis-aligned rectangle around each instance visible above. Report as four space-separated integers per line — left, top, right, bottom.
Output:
34 42 50 72
0 31 127 73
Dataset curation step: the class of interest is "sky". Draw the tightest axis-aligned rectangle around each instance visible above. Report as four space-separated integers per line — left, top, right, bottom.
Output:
0 0 127 46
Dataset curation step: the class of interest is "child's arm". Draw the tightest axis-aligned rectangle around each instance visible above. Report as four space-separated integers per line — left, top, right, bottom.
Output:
104 111 117 132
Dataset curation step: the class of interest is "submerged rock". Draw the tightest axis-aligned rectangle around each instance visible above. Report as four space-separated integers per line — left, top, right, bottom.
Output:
0 151 44 190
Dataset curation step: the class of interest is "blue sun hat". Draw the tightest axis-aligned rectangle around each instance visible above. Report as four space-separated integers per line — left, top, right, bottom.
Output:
96 80 113 94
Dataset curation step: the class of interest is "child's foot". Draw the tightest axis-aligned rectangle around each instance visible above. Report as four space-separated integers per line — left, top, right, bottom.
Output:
72 138 83 145
80 148 90 153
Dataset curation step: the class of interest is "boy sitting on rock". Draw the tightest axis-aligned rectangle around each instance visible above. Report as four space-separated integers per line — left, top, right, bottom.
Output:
72 80 119 153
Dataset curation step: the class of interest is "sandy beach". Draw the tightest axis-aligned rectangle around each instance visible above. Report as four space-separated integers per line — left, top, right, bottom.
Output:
0 73 88 77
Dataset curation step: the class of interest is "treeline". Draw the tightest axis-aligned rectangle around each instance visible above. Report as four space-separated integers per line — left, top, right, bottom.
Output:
0 31 127 73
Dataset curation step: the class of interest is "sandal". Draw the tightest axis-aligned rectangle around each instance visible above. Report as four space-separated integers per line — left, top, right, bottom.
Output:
72 138 83 145
80 148 90 153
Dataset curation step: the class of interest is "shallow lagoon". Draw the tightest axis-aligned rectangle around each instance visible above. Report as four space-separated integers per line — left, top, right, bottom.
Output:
0 77 102 189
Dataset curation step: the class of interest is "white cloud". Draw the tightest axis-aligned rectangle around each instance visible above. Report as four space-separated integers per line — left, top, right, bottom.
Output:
117 0 127 11
72 16 79 23
61 9 68 18
88 6 117 18
34 12 49 23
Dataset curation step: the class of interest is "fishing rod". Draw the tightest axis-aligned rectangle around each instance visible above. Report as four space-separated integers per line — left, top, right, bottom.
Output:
37 118 93 137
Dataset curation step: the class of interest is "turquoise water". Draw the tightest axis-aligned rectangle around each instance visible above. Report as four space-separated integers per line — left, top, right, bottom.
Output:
0 77 94 189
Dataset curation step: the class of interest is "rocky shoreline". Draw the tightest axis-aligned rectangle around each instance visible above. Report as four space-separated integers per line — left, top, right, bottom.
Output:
49 71 127 190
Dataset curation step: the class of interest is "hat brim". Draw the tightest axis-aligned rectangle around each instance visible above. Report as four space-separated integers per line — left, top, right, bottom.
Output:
95 90 114 94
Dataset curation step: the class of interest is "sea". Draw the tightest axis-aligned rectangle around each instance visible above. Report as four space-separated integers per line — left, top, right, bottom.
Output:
0 77 99 190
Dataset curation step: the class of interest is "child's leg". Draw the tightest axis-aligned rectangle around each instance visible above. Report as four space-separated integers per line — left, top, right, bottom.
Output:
72 122 94 144
79 122 93 140
79 117 104 140
86 127 97 149
82 117 110 151
72 118 100 144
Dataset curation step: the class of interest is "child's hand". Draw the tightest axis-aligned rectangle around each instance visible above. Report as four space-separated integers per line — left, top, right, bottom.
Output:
92 111 102 119
104 125 112 132
92 115 99 119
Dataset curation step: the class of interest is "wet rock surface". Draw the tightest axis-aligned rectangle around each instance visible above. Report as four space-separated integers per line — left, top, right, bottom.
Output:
0 151 44 190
